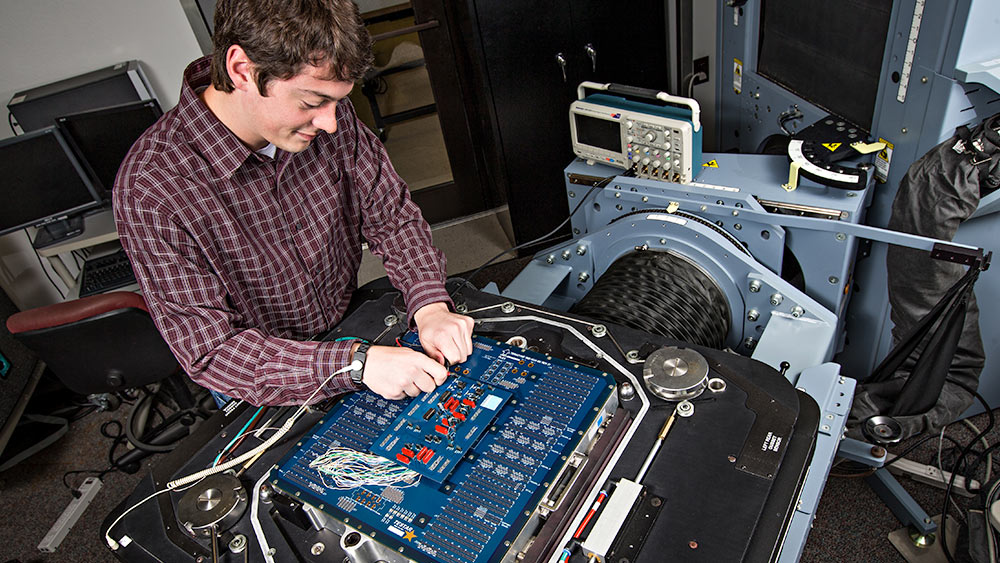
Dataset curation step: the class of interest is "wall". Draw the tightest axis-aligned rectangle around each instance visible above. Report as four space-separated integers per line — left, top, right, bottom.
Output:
0 0 203 309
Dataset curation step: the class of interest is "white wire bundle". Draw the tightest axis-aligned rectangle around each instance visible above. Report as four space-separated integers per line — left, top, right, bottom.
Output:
309 446 421 490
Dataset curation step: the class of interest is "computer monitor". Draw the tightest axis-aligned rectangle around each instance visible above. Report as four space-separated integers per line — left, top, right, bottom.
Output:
57 99 163 195
0 127 103 248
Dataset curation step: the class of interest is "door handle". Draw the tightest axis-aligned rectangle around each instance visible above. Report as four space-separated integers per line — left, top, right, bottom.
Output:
585 43 596 72
556 53 567 82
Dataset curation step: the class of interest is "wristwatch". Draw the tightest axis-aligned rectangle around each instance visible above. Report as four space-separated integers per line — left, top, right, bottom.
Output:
350 342 371 386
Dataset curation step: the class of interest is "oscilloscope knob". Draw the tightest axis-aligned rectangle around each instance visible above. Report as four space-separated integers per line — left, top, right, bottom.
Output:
653 160 662 168
644 131 656 142
663 142 671 150
642 157 651 165
626 120 634 129
632 155 641 163
626 135 634 143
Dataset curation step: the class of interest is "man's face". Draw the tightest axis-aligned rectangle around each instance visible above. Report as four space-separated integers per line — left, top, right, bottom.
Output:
243 63 354 152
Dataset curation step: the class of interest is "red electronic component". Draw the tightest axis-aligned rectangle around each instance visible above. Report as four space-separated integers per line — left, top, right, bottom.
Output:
401 447 415 457
440 418 450 427
422 450 434 463
454 412 466 421
462 399 476 407
435 424 448 435
396 454 411 464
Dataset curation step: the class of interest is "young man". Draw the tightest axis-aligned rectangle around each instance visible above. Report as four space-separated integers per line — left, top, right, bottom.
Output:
113 0 473 405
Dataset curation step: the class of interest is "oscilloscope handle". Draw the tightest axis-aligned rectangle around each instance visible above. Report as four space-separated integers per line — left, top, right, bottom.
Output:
578 81 702 132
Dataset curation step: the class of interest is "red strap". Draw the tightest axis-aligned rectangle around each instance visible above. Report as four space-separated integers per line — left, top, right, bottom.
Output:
6 291 148 334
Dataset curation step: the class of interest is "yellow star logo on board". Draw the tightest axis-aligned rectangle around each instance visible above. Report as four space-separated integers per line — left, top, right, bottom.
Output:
403 530 416 541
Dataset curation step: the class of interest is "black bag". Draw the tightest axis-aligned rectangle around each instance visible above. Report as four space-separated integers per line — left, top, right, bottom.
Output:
848 112 998 441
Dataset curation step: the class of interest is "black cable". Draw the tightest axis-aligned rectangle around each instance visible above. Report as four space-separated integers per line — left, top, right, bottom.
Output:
8 111 18 136
451 171 624 297
939 379 993 563
27 229 66 299
63 468 110 491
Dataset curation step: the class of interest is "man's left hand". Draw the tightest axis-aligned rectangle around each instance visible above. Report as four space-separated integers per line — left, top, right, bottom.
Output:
413 302 474 366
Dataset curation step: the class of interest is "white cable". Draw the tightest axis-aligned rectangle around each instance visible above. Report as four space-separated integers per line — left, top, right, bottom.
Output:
105 488 172 550
167 360 360 490
106 360 360 550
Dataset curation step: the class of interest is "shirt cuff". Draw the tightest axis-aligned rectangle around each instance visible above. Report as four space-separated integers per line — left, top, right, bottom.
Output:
404 279 454 326
314 339 363 392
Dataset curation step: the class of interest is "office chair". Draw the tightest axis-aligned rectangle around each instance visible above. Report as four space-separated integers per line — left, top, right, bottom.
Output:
5 291 211 470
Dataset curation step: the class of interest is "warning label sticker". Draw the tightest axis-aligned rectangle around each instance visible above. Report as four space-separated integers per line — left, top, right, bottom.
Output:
822 142 842 151
874 137 894 183
733 58 743 94
703 159 719 168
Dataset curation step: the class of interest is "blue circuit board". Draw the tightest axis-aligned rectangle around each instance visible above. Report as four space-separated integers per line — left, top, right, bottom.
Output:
370 376 512 483
273 334 616 563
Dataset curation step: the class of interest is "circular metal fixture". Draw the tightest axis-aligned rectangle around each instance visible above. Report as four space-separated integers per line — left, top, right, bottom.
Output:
642 346 709 401
676 400 695 417
500 302 516 314
862 415 903 445
619 382 635 401
228 534 247 553
707 378 727 393
177 474 248 538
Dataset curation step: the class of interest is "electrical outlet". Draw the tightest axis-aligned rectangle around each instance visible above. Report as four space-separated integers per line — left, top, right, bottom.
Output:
693 56 710 85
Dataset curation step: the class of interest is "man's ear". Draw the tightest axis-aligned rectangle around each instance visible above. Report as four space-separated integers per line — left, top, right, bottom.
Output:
225 45 258 94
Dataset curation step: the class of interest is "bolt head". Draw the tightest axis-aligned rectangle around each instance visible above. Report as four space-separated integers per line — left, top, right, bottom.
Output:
561 250 571 260
770 293 783 306
546 254 555 264
747 309 760 321
576 245 587 256
749 280 762 293
791 306 804 318
578 272 590 283
311 543 326 556
829 276 839 284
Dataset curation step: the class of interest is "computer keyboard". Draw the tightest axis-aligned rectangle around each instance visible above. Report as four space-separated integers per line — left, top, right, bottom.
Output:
78 250 137 297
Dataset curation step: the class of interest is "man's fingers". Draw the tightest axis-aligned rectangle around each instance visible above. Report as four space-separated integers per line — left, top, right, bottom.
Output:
431 369 448 386
414 372 437 394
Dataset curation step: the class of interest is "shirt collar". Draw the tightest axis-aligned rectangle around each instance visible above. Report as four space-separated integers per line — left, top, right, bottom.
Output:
177 57 260 179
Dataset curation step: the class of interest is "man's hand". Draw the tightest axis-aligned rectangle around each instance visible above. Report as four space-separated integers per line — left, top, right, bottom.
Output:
412 302 474 366
361 345 449 400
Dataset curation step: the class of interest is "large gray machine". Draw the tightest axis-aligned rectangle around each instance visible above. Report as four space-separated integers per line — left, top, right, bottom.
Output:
496 0 999 558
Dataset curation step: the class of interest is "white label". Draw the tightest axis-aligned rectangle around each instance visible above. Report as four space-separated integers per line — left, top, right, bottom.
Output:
481 395 502 410
733 58 743 94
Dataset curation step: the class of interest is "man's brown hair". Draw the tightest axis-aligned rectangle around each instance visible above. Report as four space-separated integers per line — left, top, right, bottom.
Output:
210 0 374 95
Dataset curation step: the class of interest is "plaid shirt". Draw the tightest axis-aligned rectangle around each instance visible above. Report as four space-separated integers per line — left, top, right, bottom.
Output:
114 58 450 405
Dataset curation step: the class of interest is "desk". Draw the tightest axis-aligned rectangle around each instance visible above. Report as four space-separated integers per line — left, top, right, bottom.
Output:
34 209 121 293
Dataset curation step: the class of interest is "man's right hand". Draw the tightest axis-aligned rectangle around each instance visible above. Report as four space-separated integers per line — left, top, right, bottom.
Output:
360 345 450 400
